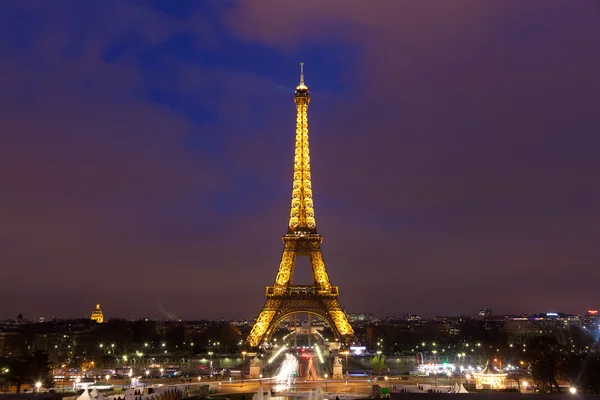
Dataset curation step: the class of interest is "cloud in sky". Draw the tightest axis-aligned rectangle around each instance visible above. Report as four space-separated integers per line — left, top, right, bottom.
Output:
0 1 599 319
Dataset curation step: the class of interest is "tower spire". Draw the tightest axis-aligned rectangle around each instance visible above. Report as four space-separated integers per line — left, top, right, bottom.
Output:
290 62 314 232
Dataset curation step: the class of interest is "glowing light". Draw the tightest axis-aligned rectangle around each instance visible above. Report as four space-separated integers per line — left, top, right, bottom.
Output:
314 344 324 364
268 345 288 364
569 387 577 394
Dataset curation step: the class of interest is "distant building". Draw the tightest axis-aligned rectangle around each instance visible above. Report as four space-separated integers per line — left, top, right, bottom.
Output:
90 304 104 323
478 308 492 318
583 310 599 331
503 312 581 343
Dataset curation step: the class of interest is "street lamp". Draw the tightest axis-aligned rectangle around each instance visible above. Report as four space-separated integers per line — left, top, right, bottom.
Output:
35 382 42 392
259 374 263 387
522 381 528 393
105 374 110 382
324 373 328 391
145 370 149 380
160 368 164 378
242 351 247 385
128 371 133 389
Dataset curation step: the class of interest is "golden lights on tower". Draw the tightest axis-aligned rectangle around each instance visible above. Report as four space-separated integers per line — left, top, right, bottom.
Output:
246 64 355 347
91 303 104 323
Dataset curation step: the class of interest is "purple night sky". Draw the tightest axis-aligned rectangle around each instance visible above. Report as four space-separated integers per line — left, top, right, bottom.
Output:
0 1 599 320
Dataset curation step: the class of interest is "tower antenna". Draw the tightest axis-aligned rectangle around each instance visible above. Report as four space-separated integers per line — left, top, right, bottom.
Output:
300 62 304 85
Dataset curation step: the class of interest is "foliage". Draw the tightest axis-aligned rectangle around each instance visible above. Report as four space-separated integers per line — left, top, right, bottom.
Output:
560 354 600 394
370 353 386 375
0 351 53 393
525 335 564 393
29 350 54 388
0 357 31 393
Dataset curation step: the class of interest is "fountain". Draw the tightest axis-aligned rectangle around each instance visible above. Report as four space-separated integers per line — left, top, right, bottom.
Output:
315 386 324 400
252 386 264 400
253 352 366 400
273 353 299 392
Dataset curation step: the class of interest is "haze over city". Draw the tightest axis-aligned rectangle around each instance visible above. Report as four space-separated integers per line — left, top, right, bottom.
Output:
1 1 599 320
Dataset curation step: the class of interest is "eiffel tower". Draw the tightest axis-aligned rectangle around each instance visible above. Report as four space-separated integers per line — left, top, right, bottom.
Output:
246 63 355 347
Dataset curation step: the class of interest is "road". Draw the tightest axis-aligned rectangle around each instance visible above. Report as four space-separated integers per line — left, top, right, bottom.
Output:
53 376 460 399
187 376 455 396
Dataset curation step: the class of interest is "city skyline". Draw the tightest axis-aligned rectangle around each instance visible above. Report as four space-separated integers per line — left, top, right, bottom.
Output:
1 1 599 320
2 304 599 323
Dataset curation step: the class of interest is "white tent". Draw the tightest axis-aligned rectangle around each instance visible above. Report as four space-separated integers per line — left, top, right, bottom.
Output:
122 389 137 398
77 389 95 400
91 390 111 400
457 384 469 393
448 383 460 393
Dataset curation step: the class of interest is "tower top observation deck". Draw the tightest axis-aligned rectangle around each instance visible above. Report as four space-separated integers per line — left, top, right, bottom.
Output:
295 62 310 102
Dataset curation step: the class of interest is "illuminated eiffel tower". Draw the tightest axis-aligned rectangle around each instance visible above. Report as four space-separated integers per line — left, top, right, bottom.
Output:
246 64 355 347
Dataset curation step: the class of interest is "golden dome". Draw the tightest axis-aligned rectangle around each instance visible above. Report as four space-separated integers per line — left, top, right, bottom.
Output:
91 303 104 323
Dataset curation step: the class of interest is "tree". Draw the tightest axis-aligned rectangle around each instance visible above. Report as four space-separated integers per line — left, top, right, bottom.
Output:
0 352 53 393
28 351 53 389
561 354 600 394
0 357 29 393
371 354 386 376
525 335 564 393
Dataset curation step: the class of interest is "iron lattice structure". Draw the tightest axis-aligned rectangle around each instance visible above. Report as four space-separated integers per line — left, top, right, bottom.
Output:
246 64 355 347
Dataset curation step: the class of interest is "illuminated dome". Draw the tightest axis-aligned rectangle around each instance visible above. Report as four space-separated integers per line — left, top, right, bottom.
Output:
90 303 104 323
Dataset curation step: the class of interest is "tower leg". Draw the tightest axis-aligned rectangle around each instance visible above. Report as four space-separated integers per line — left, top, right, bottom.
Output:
294 314 298 348
246 299 280 347
308 314 312 347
